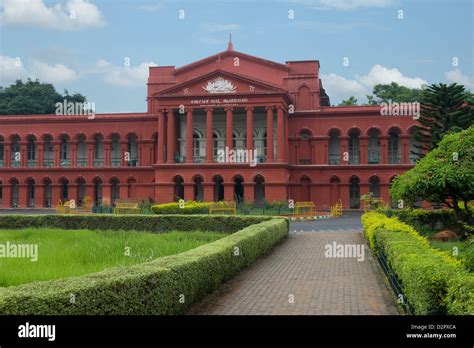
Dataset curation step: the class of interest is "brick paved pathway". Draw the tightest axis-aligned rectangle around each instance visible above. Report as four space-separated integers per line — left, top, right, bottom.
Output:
188 230 398 315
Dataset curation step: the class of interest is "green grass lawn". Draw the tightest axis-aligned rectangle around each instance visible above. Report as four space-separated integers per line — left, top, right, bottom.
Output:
0 228 227 287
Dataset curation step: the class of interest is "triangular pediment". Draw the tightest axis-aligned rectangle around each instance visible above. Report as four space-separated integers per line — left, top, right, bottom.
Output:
156 70 287 97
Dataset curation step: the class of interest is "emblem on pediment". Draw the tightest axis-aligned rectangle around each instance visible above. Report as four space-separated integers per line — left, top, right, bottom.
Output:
202 77 237 94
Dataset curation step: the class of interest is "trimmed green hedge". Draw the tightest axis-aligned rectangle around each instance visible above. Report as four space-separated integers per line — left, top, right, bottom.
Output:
151 201 212 214
0 214 272 234
0 217 288 314
362 212 473 315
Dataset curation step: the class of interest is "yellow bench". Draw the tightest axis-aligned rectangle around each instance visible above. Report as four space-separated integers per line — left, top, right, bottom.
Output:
209 201 237 215
56 199 76 214
113 201 141 214
294 201 316 216
330 199 343 217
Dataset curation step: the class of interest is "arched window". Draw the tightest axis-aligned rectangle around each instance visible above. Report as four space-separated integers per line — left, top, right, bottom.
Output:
388 129 401 164
76 178 86 206
43 135 54 167
127 134 139 167
27 135 37 167
10 135 21 167
26 178 35 207
93 178 103 205
409 128 421 164
44 178 52 208
213 131 222 160
349 176 360 209
348 129 360 164
193 131 203 162
213 175 224 202
60 135 71 167
299 130 312 164
93 134 104 167
234 175 244 203
60 178 69 202
0 136 4 167
10 178 19 207
254 175 265 207
194 176 204 201
173 176 184 201
77 134 87 167
369 176 381 198
368 129 380 164
110 134 121 167
111 178 120 205
328 130 340 164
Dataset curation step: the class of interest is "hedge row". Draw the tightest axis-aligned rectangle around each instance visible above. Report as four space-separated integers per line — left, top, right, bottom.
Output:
0 217 289 314
362 212 473 315
381 208 472 236
0 214 272 234
151 201 212 214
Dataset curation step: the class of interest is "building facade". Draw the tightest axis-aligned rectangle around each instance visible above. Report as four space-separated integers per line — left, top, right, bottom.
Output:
0 43 419 210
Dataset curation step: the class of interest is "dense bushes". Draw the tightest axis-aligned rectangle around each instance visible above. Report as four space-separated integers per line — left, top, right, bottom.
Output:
151 201 212 214
0 214 272 234
362 212 473 315
0 218 288 314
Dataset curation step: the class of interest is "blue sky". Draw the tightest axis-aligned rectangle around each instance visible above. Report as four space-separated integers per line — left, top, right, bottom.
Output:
1 0 473 112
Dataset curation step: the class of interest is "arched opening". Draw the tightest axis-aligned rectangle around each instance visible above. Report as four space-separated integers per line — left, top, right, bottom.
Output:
194 175 204 201
127 178 137 199
59 178 69 202
193 131 204 162
27 135 37 167
212 130 222 161
389 176 397 208
388 128 401 164
43 135 54 167
43 178 52 208
152 133 158 163
348 129 360 164
10 178 19 207
369 176 381 198
234 175 244 203
26 178 35 207
254 175 265 207
59 135 71 167
93 134 104 167
300 175 311 202
330 176 341 205
77 134 87 167
110 134 121 167
173 175 184 201
367 128 381 164
213 175 224 202
328 130 340 164
299 130 312 164
76 177 86 206
10 135 21 167
127 133 139 166
0 180 3 206
298 85 311 110
93 177 103 205
349 176 360 209
110 178 120 205
0 136 4 167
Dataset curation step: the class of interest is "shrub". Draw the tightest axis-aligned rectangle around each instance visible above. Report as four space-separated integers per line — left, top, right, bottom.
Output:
362 212 473 315
151 201 212 215
0 214 272 234
446 273 474 315
0 218 289 314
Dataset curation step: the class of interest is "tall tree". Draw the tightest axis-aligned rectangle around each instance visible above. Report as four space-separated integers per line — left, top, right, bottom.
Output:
0 79 87 115
338 96 358 106
413 83 474 156
364 82 423 105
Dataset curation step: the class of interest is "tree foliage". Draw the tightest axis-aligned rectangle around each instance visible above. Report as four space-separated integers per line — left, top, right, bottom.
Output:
338 96 358 106
413 83 474 155
365 82 424 105
390 127 474 226
0 79 86 115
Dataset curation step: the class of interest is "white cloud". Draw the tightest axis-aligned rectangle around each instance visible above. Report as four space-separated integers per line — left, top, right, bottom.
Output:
0 55 78 84
321 64 427 103
358 64 427 89
445 68 474 89
94 59 158 87
0 0 105 31
321 73 368 98
291 0 397 10
30 60 77 83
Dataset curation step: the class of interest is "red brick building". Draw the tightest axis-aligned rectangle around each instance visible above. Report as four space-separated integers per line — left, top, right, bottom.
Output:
0 43 418 210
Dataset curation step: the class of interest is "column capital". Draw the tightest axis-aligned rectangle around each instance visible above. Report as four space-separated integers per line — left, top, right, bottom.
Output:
245 106 254 112
224 106 233 112
265 105 275 111
157 109 165 114
205 107 214 112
